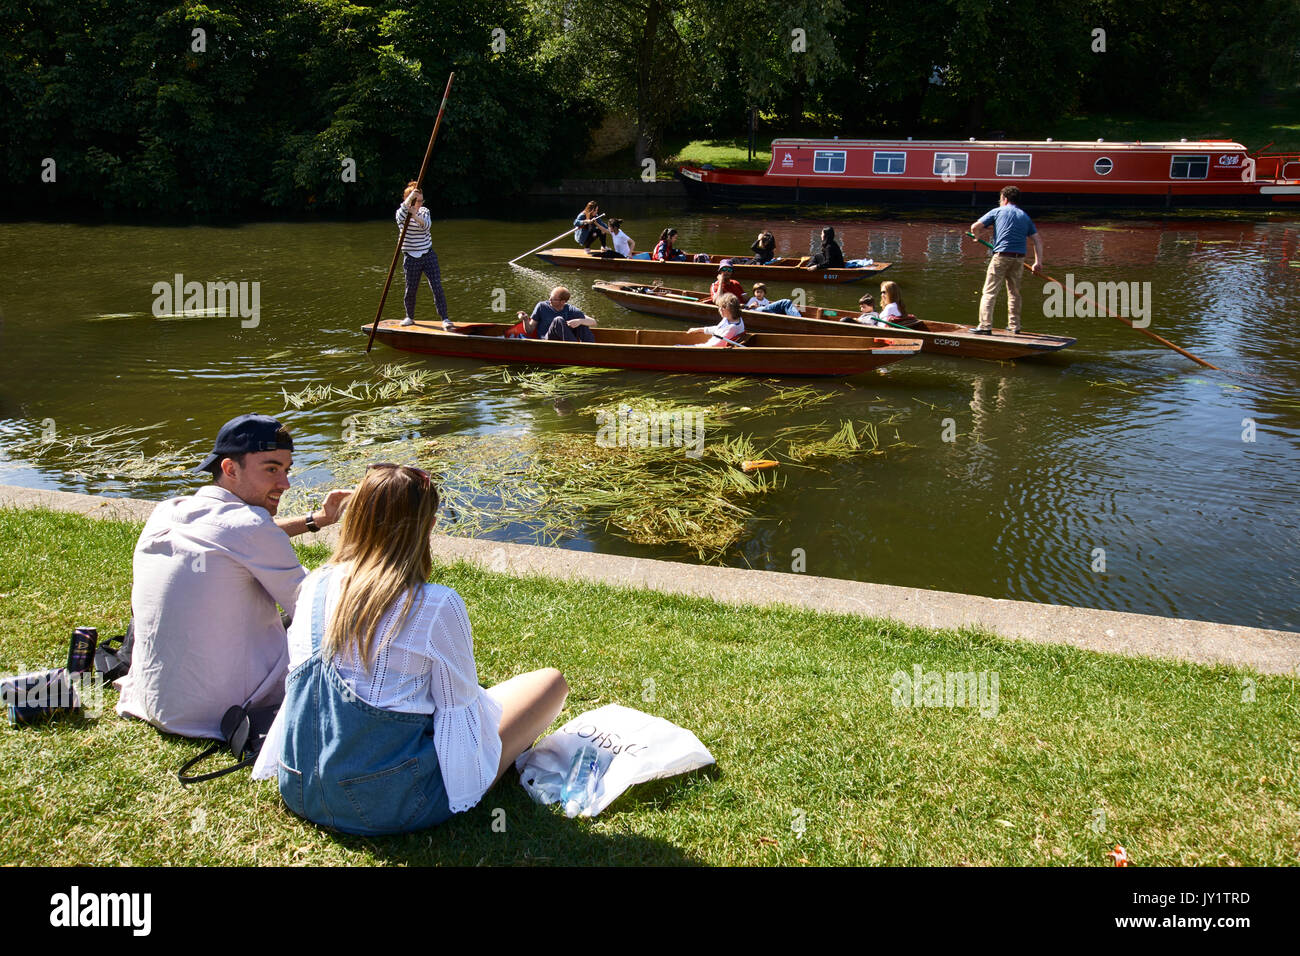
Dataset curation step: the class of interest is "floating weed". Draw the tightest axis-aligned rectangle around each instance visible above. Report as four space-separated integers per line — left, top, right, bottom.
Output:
502 365 619 398
7 422 194 481
14 363 907 561
785 419 890 463
706 377 748 395
1086 378 1140 394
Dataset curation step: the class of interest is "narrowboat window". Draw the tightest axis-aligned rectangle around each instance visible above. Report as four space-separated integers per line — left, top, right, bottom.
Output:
873 152 906 174
1094 157 1113 175
813 150 847 174
933 152 968 177
995 153 1032 176
1170 155 1209 179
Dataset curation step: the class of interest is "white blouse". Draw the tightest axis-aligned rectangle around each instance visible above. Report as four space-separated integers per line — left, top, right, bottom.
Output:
252 567 504 814
704 316 745 345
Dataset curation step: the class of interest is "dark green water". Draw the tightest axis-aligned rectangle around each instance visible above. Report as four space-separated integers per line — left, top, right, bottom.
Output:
2 206 1298 631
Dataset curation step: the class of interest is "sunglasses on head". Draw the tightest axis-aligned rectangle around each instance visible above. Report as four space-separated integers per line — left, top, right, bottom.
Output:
367 462 431 488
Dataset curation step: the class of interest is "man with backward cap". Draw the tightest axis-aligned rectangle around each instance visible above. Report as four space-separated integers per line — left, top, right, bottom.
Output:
117 415 352 739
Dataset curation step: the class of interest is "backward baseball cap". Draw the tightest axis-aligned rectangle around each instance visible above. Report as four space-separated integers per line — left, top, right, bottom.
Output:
195 414 293 473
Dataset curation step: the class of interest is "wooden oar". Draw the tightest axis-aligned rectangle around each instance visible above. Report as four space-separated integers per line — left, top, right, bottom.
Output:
965 231 1218 370
509 214 608 267
366 72 456 353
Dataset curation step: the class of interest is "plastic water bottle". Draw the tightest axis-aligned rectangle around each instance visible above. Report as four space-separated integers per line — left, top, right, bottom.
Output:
560 744 601 816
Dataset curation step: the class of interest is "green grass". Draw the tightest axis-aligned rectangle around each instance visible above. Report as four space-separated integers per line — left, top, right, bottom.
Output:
2 506 1298 866
573 137 771 179
666 137 771 172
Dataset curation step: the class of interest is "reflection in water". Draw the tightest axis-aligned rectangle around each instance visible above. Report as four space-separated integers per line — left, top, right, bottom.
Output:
0 214 1297 631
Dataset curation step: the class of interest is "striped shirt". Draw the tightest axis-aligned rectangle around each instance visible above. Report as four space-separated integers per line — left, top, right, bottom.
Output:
396 203 433 257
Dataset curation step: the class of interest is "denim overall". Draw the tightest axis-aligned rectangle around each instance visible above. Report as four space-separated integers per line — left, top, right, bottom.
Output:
277 569 452 835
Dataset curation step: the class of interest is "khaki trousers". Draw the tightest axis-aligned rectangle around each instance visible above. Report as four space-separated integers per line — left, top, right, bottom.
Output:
978 254 1025 332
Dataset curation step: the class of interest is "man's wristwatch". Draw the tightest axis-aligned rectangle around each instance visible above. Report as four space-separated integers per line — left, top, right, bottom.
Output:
304 512 321 533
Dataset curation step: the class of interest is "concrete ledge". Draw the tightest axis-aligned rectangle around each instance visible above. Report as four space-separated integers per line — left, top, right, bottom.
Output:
4 484 1298 676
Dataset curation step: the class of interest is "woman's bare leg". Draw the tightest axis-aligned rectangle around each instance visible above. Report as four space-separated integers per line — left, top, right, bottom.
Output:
487 668 569 784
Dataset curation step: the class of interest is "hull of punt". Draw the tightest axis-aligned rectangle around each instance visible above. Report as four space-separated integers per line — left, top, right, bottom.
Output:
362 320 921 376
591 281 1076 361
533 247 891 284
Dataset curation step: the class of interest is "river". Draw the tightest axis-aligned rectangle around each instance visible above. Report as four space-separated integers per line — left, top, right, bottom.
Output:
1 205 1296 631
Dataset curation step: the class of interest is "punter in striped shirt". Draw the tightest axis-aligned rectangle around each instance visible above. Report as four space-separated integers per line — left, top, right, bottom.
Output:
396 182 453 330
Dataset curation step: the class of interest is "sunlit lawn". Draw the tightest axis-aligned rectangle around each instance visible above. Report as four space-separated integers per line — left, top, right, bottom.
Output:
2 506 1298 866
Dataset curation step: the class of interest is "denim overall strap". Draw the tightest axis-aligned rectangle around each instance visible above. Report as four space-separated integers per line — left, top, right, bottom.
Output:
310 566 331 656
277 567 452 835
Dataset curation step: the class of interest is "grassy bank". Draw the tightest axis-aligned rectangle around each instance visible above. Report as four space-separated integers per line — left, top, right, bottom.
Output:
1 505 1297 866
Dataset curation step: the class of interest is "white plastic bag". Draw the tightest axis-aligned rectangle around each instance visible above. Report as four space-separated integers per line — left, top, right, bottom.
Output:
515 704 715 818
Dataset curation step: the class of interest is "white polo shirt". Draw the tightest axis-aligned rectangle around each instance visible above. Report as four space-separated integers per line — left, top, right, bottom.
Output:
117 486 306 739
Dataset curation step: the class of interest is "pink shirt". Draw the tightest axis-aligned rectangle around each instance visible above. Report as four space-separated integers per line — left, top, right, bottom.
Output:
118 486 305 739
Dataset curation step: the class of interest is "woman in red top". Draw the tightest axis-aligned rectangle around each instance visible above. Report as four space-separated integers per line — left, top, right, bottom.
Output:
652 228 687 261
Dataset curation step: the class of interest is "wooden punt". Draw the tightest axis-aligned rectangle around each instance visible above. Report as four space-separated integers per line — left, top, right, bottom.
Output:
361 319 921 377
592 280 1076 361
533 247 891 284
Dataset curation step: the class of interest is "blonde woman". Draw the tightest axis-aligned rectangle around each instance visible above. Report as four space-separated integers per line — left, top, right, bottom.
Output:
878 281 907 324
261 464 568 835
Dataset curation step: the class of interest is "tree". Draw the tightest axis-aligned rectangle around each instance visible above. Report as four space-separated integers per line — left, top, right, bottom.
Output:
529 0 843 160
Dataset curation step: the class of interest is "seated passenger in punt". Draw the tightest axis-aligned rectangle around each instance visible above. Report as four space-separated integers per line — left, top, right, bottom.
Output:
750 230 777 264
652 228 688 261
704 261 745 303
686 293 745 347
844 293 882 324
512 286 597 342
573 200 610 253
878 280 914 326
745 283 771 309
746 282 802 317
805 226 845 270
602 218 635 258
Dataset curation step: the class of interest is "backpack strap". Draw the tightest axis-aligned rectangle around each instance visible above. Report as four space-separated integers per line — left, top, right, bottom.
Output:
177 704 257 785
176 743 236 784
94 620 134 684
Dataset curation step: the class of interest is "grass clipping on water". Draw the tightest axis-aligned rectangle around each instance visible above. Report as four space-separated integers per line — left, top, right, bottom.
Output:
319 427 783 560
13 363 907 562
282 365 895 561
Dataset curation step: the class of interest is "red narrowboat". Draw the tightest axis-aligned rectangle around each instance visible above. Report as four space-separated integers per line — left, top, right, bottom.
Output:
677 138 1300 208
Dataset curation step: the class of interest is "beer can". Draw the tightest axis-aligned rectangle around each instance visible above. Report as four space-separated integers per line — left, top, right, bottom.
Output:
67 627 98 675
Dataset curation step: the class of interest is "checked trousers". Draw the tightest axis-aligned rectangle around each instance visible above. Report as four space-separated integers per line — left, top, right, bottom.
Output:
403 250 450 324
